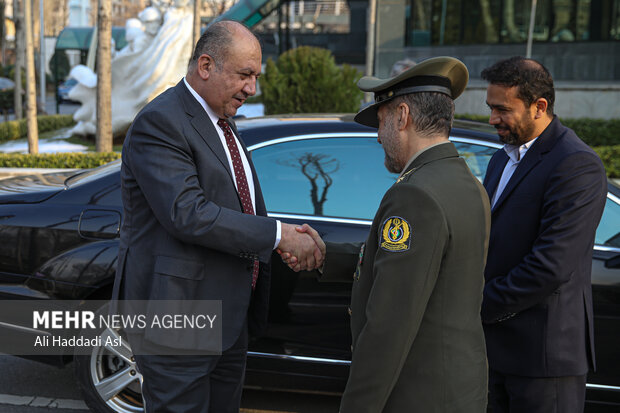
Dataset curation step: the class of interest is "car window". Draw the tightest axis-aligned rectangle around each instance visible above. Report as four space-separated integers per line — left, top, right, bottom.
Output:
251 137 396 220
595 195 620 248
452 140 498 182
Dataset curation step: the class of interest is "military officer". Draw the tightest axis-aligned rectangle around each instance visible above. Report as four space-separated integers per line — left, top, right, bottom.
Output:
285 57 491 412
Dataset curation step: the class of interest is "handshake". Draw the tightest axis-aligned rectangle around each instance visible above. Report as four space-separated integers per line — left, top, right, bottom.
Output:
277 223 325 272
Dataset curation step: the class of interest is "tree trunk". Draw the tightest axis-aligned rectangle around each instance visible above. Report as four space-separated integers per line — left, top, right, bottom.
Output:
13 0 23 119
24 0 38 153
96 0 112 152
479 0 498 43
0 1 6 62
193 0 201 47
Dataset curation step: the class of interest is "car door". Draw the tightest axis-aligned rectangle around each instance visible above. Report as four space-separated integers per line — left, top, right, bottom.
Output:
587 187 620 406
245 133 503 382
248 133 394 363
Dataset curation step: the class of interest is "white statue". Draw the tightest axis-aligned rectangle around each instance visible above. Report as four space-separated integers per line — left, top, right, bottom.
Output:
116 19 145 56
67 65 97 136
69 0 194 136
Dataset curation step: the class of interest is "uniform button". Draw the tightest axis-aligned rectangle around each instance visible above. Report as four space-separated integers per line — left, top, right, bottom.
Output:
347 307 352 316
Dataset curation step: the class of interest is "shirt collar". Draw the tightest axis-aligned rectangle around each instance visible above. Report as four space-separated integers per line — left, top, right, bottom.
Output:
503 137 538 163
183 77 221 126
398 141 451 179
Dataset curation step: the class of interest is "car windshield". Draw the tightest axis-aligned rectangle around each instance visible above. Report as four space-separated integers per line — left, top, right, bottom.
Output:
64 159 121 188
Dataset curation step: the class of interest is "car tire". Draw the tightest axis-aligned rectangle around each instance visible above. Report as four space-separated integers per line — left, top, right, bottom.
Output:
73 302 144 413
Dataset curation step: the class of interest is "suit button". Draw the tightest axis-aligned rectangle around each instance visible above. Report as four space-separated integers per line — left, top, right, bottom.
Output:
347 307 352 316
350 345 353 352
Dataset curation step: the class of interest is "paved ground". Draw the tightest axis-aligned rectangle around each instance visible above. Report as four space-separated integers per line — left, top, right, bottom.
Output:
0 355 340 412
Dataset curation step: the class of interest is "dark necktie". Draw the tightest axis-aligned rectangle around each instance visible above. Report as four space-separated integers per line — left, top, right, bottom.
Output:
217 119 260 290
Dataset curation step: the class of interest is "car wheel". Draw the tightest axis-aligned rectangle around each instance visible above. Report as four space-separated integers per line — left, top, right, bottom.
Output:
74 304 144 413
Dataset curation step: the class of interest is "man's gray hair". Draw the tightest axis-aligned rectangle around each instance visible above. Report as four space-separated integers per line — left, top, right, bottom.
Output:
390 92 454 137
188 21 258 71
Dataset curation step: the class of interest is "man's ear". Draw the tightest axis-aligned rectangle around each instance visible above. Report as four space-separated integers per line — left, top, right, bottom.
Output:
397 102 409 130
196 54 214 81
533 98 548 119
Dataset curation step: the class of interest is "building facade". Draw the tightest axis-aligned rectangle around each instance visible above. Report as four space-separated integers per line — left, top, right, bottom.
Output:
373 0 620 118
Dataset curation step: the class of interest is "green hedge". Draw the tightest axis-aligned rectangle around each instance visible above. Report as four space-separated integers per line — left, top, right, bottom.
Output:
593 145 620 179
0 115 76 143
456 114 620 147
0 152 121 169
562 119 620 147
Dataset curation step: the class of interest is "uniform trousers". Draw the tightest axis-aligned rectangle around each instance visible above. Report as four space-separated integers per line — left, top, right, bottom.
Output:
488 369 586 413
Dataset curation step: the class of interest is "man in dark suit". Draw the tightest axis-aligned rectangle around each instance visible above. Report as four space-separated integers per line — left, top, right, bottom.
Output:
481 56 607 412
113 21 323 412
286 57 490 412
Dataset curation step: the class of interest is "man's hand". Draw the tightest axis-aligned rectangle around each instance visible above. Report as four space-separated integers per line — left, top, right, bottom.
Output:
278 224 325 272
277 223 325 271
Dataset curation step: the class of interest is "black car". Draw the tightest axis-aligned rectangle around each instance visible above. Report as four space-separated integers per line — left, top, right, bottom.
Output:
0 115 618 413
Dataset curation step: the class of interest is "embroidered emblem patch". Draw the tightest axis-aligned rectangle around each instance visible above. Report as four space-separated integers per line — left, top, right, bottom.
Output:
380 217 411 252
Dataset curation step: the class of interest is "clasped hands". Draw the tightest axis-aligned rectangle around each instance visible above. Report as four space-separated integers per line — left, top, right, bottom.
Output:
277 223 325 272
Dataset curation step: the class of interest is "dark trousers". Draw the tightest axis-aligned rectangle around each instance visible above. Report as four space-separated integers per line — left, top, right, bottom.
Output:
488 369 586 413
133 324 248 413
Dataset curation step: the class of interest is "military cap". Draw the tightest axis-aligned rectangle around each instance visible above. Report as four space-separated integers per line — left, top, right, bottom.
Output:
354 56 469 128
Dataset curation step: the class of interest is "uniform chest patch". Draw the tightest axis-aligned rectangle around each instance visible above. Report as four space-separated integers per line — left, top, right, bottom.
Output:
380 216 411 252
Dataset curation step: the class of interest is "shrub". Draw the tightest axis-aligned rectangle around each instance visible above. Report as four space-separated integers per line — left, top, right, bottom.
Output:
0 115 76 143
0 89 13 111
260 46 364 115
562 119 620 147
593 145 620 179
456 114 620 147
49 50 71 84
0 152 121 169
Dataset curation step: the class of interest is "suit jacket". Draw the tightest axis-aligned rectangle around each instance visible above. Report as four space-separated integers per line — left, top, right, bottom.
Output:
482 116 607 377
324 143 490 413
112 81 277 352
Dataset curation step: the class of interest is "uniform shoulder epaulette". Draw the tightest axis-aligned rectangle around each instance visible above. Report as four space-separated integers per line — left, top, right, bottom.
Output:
396 167 418 183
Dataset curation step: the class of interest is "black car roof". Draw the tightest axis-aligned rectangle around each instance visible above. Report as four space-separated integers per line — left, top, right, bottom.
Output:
234 114 500 147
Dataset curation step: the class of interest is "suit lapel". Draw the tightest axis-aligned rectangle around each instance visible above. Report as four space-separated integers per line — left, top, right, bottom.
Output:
175 81 234 182
483 151 508 201
490 116 564 213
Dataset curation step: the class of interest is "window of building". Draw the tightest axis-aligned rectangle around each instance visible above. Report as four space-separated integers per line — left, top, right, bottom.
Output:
405 0 618 46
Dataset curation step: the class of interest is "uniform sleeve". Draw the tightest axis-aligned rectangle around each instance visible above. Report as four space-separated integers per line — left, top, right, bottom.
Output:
125 109 277 262
340 185 449 413
482 151 607 322
318 241 362 283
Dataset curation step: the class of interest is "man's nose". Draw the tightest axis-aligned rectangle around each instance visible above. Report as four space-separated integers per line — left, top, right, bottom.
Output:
244 77 257 96
489 110 500 125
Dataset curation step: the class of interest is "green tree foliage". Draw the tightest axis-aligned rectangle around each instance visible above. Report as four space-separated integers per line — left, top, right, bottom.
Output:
49 50 71 83
260 46 363 115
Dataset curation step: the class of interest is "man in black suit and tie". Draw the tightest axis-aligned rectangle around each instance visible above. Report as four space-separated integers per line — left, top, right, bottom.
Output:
481 56 607 412
113 21 324 412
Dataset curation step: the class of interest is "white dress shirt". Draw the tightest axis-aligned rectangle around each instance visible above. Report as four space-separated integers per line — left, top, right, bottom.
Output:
183 78 281 248
491 137 539 208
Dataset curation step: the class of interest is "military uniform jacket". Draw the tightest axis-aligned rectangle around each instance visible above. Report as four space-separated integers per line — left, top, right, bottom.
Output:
325 142 490 413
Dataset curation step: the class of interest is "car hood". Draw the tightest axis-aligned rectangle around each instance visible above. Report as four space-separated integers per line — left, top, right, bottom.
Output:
0 172 71 204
